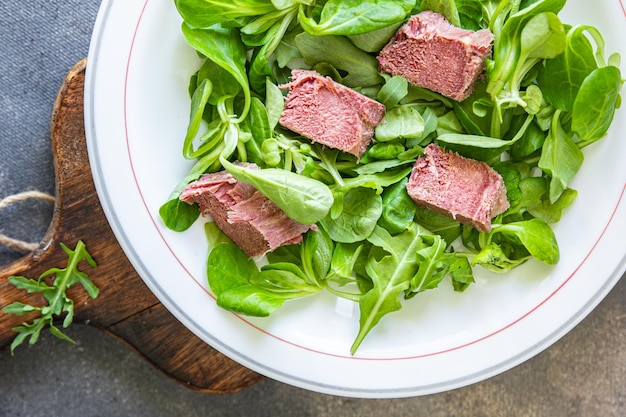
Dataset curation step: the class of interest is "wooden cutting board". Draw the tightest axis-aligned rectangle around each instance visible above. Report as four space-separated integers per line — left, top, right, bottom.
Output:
0 59 264 393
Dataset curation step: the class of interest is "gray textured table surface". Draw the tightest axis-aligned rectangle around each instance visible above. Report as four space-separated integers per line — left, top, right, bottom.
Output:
1 2 624 416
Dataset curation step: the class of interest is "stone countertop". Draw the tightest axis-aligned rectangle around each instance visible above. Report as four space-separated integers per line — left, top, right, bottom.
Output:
0 2 624 416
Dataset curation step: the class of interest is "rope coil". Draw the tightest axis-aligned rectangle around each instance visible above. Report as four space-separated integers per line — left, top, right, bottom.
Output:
0 191 55 253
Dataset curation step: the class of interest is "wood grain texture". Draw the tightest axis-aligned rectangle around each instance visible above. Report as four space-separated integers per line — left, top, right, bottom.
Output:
0 59 264 394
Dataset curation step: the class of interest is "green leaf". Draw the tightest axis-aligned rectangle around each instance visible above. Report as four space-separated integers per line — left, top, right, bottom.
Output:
377 178 415 235
256 264 320 297
492 218 560 265
375 105 425 142
181 23 251 122
183 78 213 160
49 325 76 344
408 234 449 294
174 0 278 28
472 242 528 272
571 65 622 144
419 0 461 26
207 242 285 316
520 12 565 60
352 223 438 353
538 112 584 202
377 76 409 108
413 206 461 245
7 275 53 293
220 157 333 224
322 187 383 243
2 302 39 316
159 198 201 232
539 25 598 111
300 228 334 285
298 0 414 36
436 132 514 162
294 32 383 87
528 188 577 224
3 241 97 354
265 79 285 130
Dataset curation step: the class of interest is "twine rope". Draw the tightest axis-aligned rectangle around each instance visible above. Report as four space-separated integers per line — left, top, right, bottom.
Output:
0 191 55 253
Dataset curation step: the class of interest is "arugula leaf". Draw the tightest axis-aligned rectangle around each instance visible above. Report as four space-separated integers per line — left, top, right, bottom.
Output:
2 241 98 354
352 223 444 354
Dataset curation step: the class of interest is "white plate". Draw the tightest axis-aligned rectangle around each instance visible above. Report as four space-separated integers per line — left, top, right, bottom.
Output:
85 0 626 398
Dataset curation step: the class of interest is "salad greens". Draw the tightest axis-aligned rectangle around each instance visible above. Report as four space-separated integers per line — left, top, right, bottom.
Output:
2 241 98 354
162 0 623 353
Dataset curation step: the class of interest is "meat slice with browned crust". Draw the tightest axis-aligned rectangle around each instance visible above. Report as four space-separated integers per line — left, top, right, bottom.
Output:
279 69 386 158
377 11 494 101
180 164 314 257
406 144 509 232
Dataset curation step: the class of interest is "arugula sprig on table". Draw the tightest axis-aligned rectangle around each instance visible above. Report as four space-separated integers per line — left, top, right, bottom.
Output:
2 241 98 354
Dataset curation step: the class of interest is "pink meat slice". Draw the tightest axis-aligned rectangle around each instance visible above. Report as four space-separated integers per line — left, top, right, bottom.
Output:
406 144 509 232
180 164 313 257
377 11 494 101
279 69 386 158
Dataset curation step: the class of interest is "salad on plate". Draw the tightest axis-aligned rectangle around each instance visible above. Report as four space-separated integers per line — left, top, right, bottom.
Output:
158 0 623 354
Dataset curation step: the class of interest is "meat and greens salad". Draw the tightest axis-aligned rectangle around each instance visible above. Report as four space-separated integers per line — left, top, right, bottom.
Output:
159 0 623 354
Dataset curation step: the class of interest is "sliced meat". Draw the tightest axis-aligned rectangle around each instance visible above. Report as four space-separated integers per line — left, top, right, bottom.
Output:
377 11 494 101
180 164 313 257
406 144 509 232
279 69 386 158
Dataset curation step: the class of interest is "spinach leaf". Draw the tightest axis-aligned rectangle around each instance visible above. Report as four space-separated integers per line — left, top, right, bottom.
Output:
175 0 279 28
487 0 567 118
375 105 425 142
326 242 365 290
207 239 322 317
538 111 584 203
419 0 461 27
183 78 213 159
329 165 412 218
321 187 383 243
528 188 577 224
207 242 286 317
298 0 414 36
539 25 598 111
294 32 383 87
220 157 333 224
347 23 401 53
159 199 201 232
436 132 515 163
181 22 251 122
378 178 415 235
571 65 622 145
